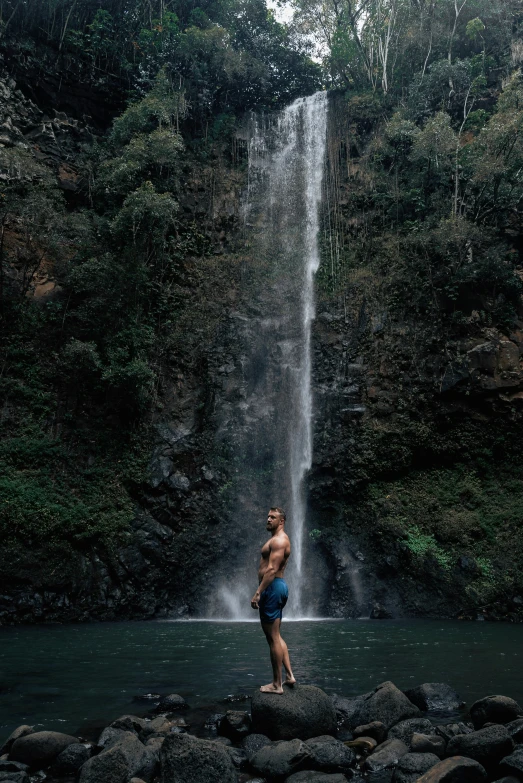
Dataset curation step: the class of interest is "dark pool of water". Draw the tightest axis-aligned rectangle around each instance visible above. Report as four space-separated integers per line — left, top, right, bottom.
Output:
1 619 522 739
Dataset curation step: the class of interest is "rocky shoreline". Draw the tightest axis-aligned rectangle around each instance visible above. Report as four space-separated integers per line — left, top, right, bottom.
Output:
2 681 523 783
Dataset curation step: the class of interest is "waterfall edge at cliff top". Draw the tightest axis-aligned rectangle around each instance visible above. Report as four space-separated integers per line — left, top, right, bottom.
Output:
211 91 329 621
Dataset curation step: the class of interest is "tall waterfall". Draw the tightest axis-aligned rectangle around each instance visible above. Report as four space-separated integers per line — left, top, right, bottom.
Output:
213 91 328 620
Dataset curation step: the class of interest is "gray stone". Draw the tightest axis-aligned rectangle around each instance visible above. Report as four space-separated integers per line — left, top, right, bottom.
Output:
49 743 91 775
404 684 463 714
241 733 272 760
111 715 149 734
218 711 252 741
251 685 337 741
499 747 523 777
332 694 368 730
0 772 28 783
9 731 78 767
447 725 514 768
156 694 188 712
224 746 248 769
410 733 446 757
160 733 237 783
388 719 434 746
250 738 311 779
79 734 148 783
354 722 387 744
97 727 137 749
364 739 409 773
393 753 440 783
470 697 523 730
416 757 487 783
506 719 523 744
355 683 421 731
0 764 28 774
0 728 33 757
436 723 474 743
285 773 350 783
305 736 355 773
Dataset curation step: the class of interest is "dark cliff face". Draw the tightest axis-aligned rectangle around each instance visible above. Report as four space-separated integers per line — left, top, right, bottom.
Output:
2 77 523 625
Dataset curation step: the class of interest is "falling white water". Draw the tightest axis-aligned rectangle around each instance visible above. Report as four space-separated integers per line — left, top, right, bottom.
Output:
213 92 328 620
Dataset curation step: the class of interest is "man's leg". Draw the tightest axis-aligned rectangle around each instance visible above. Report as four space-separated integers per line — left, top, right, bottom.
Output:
280 635 296 685
260 619 285 693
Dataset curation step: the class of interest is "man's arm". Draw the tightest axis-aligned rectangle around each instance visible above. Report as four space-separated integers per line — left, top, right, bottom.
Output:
251 539 285 609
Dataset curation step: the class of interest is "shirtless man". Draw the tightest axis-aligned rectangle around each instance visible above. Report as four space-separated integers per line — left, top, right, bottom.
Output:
251 507 296 694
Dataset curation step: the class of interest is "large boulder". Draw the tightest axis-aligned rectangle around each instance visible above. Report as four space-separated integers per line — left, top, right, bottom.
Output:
251 685 337 741
356 683 421 731
470 697 523 730
0 728 33 757
79 734 148 783
0 772 28 783
393 752 440 783
416 757 487 783
506 719 523 744
332 694 367 730
160 733 237 783
437 724 474 743
404 685 463 714
49 743 91 776
499 747 523 778
111 716 149 734
364 739 409 773
155 694 188 713
304 736 356 773
388 719 434 746
250 738 311 779
97 727 137 750
410 734 446 757
446 725 514 769
9 731 78 768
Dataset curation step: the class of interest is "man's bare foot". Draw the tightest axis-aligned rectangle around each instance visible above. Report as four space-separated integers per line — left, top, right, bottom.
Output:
284 677 296 686
260 683 284 694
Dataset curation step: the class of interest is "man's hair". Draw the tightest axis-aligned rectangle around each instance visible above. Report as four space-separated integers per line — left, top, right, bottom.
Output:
271 507 286 522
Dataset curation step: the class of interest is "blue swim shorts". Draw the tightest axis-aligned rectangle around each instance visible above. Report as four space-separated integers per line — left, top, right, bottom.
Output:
259 577 289 623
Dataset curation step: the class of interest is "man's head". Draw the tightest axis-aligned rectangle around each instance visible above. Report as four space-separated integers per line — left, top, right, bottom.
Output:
267 507 286 532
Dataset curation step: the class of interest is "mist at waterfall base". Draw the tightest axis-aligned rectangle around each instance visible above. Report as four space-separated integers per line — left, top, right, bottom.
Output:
211 92 328 621
2 619 523 737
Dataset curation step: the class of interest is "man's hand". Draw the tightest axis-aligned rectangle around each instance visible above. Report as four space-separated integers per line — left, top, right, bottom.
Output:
251 592 260 609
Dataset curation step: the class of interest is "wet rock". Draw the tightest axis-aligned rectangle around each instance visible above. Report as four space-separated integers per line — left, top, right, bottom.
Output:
410 734 446 757
9 731 78 768
393 752 440 783
97 727 137 750
506 719 523 744
285 773 349 783
0 772 28 783
250 738 311 779
447 725 514 769
388 719 434 746
0 728 34 757
212 736 232 747
354 722 387 744
49 743 91 775
218 711 252 742
111 716 149 734
491 777 520 783
356 683 421 731
204 712 225 730
332 694 367 730
416 757 487 783
160 733 237 783
436 723 474 743
156 694 188 713
79 734 148 783
224 746 248 770
470 697 523 729
241 733 272 760
370 603 392 619
499 747 523 777
251 685 337 741
363 739 408 773
304 736 356 773
404 684 463 714
0 763 28 774
345 736 378 753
